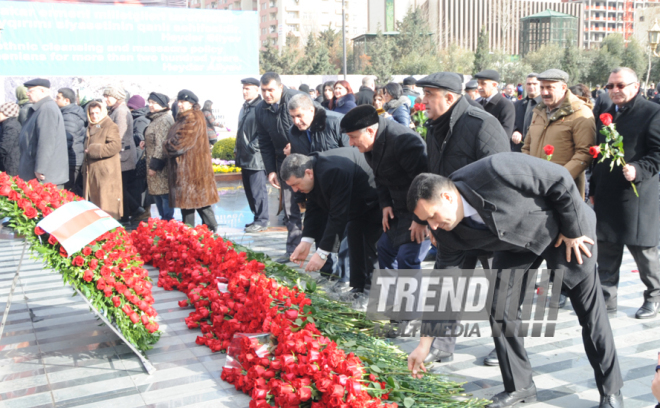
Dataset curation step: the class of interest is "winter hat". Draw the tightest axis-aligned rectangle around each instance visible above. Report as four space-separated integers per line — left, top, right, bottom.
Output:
103 85 126 100
0 102 19 118
147 92 170 109
340 105 379 133
177 89 199 104
127 95 146 110
15 86 29 105
24 78 51 88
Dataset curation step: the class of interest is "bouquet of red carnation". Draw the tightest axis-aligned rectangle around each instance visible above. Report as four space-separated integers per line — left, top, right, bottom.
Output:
411 103 428 139
591 113 638 197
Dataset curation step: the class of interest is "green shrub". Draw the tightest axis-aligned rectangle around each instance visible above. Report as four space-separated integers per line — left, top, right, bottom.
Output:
212 138 236 160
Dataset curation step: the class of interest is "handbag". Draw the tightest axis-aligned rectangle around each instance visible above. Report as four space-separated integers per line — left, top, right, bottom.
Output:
135 151 147 179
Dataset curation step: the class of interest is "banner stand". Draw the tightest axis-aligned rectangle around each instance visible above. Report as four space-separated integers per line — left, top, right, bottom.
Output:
0 239 28 341
71 284 157 375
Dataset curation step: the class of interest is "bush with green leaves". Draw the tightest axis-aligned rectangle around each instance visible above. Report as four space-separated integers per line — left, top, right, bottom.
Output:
212 138 236 160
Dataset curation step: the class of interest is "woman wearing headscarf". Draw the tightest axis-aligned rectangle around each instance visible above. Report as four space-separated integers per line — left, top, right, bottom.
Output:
330 80 357 114
144 92 175 221
15 85 33 126
164 90 218 231
0 103 21 175
83 101 123 219
201 100 225 146
382 82 411 127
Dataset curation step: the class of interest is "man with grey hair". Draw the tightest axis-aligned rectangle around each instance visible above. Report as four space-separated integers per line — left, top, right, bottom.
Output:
287 93 348 156
18 78 69 188
355 76 376 106
591 67 660 321
284 148 381 309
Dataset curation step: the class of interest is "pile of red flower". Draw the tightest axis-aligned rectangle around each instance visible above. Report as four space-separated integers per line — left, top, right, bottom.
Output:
132 219 395 407
0 173 160 353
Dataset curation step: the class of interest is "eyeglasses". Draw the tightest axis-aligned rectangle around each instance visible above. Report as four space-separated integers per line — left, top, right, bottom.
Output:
605 82 636 90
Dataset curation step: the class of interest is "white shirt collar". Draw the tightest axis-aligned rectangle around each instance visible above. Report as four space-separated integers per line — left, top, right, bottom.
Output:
461 194 485 224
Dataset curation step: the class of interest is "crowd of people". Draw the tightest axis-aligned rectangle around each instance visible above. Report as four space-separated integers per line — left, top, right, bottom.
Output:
233 67 660 408
0 79 221 231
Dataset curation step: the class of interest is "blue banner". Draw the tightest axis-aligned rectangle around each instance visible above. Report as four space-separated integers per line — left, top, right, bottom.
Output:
0 0 259 75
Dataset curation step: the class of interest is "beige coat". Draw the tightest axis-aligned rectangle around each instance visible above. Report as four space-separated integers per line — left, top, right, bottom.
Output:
83 116 123 219
522 90 596 197
144 110 174 196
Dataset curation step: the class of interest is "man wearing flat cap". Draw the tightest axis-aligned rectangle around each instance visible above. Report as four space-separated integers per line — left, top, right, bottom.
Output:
236 77 269 233
402 77 421 106
414 72 510 364
18 78 69 187
475 69 516 141
340 105 431 303
522 68 595 198
464 80 479 101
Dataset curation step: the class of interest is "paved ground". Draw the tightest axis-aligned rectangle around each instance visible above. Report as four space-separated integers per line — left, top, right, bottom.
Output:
0 182 659 408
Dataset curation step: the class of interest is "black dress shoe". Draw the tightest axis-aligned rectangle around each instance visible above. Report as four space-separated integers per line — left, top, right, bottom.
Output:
635 300 659 319
486 384 537 408
484 348 499 366
599 390 623 408
423 348 454 364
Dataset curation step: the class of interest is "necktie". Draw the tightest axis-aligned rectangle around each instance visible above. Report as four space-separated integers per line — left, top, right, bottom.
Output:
480 98 488 107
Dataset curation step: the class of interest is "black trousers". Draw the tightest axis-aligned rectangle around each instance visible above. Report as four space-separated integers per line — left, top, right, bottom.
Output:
597 240 660 307
491 243 622 396
122 169 142 217
242 169 269 226
181 206 217 231
346 208 381 291
276 164 302 254
64 165 82 196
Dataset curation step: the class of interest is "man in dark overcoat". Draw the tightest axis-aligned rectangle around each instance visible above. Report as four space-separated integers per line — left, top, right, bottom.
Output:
590 67 660 319
511 73 541 152
283 148 381 308
417 72 510 364
407 153 623 408
474 69 516 141
287 94 348 156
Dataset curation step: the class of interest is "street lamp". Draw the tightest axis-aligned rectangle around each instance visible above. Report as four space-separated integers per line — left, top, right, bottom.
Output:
649 19 660 57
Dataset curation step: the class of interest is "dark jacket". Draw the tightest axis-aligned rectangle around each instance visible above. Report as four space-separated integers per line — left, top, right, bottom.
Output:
385 96 411 128
131 106 151 158
590 91 660 247
303 147 379 252
235 95 265 170
466 96 485 110
18 103 33 126
60 103 87 167
18 96 69 185
512 95 541 152
593 92 613 119
426 95 510 177
289 106 348 155
403 87 421 106
365 117 428 246
255 87 304 174
0 117 21 176
354 86 375 106
433 153 593 289
332 94 357 115
480 92 515 138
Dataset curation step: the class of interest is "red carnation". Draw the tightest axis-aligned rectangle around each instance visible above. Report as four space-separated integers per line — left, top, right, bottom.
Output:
600 113 613 126
141 314 150 325
82 247 92 256
72 256 85 267
112 296 121 308
83 269 94 282
0 184 11 197
589 145 601 159
23 206 38 219
285 310 298 320
543 144 554 156
95 250 105 259
48 235 58 245
34 226 45 235
129 313 140 324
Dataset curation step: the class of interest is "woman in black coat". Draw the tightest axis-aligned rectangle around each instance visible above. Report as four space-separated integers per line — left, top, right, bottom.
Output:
0 103 21 176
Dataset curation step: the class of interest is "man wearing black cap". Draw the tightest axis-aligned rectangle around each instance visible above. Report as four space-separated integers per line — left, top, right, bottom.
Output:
236 77 268 233
340 104 431 279
464 80 479 101
18 78 69 188
511 73 541 152
402 77 421 106
414 71 510 364
255 72 305 262
475 69 515 141
284 148 381 310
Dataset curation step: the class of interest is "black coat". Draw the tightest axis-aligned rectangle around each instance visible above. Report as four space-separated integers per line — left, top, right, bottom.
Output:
592 92 613 119
303 147 379 252
465 96 484 110
132 106 151 158
235 95 265 170
481 92 515 138
0 117 21 176
512 96 541 152
354 86 375 106
434 153 593 289
255 87 304 174
331 94 357 115
365 117 428 246
590 91 660 246
289 107 348 155
60 103 87 167
426 95 510 177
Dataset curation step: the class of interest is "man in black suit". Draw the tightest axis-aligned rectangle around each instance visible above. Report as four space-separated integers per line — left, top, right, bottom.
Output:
407 153 623 408
475 69 515 142
287 94 348 156
354 76 376 106
511 73 541 152
591 67 660 319
283 148 382 309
